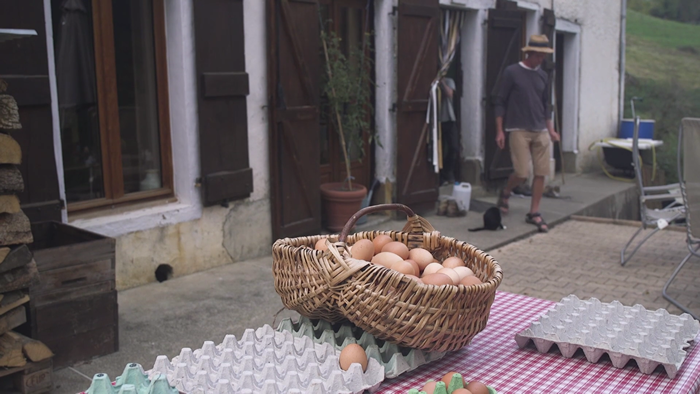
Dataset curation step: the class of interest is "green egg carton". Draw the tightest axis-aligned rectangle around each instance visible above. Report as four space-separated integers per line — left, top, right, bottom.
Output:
277 316 447 379
406 373 498 394
82 363 178 394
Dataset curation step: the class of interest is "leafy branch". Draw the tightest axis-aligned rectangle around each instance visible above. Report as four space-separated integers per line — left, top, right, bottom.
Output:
320 30 375 190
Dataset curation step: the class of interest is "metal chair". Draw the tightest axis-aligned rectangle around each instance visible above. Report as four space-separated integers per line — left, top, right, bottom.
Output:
663 118 700 319
620 117 685 266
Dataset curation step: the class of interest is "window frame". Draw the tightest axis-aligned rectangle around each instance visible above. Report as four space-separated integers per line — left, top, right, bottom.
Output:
66 0 173 213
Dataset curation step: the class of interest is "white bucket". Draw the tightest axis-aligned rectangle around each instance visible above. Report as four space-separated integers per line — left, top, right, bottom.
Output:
451 182 472 212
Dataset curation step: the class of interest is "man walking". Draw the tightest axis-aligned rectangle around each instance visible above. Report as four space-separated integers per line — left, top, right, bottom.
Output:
494 34 560 233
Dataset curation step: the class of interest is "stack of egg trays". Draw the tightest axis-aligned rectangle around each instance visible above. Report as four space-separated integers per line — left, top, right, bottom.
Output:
515 295 700 378
83 363 178 394
145 324 384 394
276 316 448 379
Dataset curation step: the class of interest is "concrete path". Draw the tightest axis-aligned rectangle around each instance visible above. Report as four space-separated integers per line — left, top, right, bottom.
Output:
54 172 699 394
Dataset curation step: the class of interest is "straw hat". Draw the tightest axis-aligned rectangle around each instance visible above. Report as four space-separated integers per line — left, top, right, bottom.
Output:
521 34 554 54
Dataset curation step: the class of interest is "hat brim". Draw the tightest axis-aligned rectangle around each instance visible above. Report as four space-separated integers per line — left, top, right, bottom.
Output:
521 46 554 54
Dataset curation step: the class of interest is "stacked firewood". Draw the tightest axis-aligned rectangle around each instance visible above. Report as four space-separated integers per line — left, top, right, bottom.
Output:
0 79 52 368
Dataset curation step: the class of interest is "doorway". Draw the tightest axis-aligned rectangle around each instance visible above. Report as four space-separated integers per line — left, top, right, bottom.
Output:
440 38 462 184
554 32 564 172
318 0 373 190
553 21 581 160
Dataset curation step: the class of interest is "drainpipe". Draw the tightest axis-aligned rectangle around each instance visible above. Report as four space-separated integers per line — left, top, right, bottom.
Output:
618 0 627 125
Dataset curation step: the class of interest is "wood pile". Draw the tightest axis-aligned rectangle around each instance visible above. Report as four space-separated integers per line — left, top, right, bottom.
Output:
0 79 53 393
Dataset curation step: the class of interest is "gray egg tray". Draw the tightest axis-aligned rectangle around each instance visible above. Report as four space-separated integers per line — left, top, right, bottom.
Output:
276 316 447 379
146 325 383 394
515 295 700 378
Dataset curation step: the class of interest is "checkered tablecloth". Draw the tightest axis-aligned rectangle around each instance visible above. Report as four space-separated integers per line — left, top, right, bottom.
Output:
378 291 700 394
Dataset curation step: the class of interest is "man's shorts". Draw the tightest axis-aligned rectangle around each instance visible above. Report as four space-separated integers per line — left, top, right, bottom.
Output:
508 130 551 178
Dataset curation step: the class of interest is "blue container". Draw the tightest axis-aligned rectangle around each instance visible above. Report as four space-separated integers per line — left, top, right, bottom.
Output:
619 119 655 139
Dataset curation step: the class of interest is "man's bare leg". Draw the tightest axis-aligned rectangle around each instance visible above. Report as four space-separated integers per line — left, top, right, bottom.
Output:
529 175 547 230
498 174 527 214
504 173 526 196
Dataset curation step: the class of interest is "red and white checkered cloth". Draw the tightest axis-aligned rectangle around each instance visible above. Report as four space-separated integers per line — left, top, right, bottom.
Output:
378 291 700 394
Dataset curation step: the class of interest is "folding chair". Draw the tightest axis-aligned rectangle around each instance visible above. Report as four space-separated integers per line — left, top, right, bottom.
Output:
663 118 700 319
620 117 685 266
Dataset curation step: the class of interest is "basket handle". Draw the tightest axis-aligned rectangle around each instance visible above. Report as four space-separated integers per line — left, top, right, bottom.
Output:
339 203 417 242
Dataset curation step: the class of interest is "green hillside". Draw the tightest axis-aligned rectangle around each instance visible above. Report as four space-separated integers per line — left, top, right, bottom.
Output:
626 10 700 50
624 9 700 182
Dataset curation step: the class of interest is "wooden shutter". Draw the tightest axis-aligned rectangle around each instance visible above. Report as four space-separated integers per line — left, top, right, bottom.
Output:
267 0 321 239
395 0 439 213
0 1 63 221
484 7 525 181
193 0 253 207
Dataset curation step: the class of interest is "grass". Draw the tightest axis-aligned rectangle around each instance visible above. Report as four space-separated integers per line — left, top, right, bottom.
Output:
624 10 700 182
626 10 700 50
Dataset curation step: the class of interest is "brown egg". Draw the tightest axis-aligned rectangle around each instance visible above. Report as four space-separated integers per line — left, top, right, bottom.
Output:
422 262 443 276
460 276 483 286
442 371 464 387
452 389 473 394
371 252 403 268
465 381 489 394
338 343 368 372
315 238 328 251
351 239 374 261
404 259 421 276
443 256 466 268
372 234 393 255
382 241 409 259
453 266 475 280
421 273 453 286
422 381 437 394
391 260 417 276
438 267 461 285
404 275 423 284
408 248 434 271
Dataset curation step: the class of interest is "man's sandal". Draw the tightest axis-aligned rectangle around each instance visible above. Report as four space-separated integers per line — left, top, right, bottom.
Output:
525 212 549 233
497 189 510 214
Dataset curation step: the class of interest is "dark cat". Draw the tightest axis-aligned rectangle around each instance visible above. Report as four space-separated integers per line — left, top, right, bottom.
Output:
155 264 174 282
468 207 505 232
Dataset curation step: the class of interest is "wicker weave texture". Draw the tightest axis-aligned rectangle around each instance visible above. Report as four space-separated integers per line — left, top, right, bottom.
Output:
272 215 503 352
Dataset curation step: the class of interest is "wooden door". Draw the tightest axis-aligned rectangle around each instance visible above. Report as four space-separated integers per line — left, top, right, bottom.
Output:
268 0 321 239
484 7 525 181
395 0 439 213
0 1 63 221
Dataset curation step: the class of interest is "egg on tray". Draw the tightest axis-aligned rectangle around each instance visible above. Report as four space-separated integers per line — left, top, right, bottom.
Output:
338 343 368 372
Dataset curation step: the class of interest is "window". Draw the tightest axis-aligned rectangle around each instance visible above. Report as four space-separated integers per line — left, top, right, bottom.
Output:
51 0 172 212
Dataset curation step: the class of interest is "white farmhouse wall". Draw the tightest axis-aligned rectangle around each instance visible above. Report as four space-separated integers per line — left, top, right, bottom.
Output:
66 0 272 290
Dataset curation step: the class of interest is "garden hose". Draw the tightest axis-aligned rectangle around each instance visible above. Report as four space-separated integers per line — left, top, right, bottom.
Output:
587 138 657 182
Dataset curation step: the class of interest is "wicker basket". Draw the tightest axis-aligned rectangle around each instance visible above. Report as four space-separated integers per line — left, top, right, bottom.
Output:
272 204 503 352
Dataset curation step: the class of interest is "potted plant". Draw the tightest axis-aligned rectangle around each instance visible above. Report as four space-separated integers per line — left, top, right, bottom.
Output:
319 29 376 232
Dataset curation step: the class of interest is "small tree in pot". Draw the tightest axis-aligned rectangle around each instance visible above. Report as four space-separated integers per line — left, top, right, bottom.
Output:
319 29 376 232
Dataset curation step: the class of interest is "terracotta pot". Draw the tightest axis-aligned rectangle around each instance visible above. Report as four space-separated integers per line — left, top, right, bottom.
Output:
320 182 368 232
